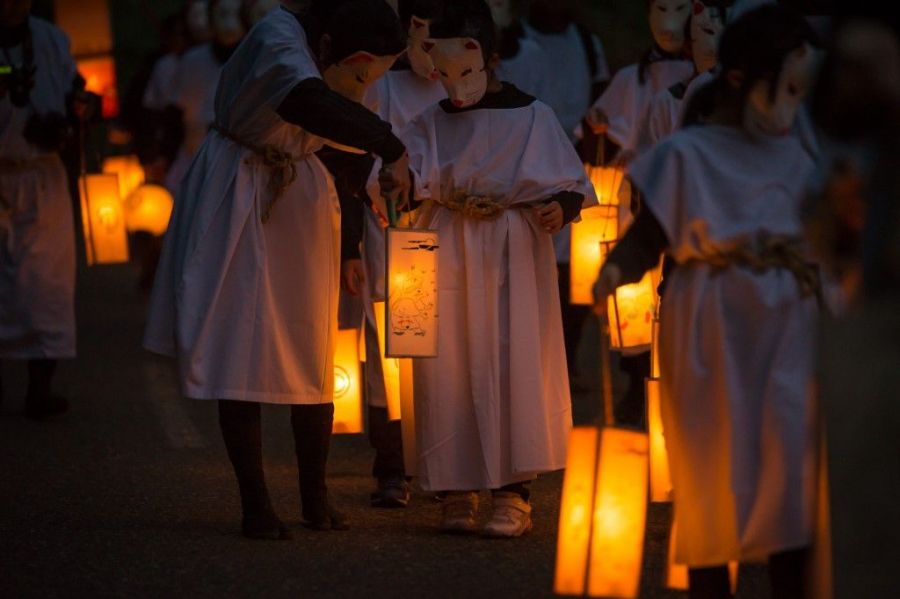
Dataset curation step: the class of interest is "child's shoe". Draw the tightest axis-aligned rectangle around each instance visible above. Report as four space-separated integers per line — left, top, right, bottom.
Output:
482 491 532 538
439 491 479 534
370 476 410 508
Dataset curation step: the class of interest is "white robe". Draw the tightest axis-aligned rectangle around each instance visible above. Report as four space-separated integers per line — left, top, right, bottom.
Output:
144 8 340 405
164 44 224 194
360 70 445 409
404 97 597 490
0 18 76 359
592 59 695 154
629 125 818 565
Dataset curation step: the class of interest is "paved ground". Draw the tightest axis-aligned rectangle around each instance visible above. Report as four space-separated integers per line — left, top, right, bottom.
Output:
0 262 771 598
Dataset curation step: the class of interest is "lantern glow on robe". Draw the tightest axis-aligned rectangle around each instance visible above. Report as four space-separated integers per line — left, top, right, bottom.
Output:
399 358 417 476
385 228 439 357
124 184 174 236
650 314 661 378
332 328 363 434
555 426 649 597
607 268 657 350
374 301 402 421
102 155 145 201
646 378 673 503
569 205 619 305
79 173 128 265
666 519 738 592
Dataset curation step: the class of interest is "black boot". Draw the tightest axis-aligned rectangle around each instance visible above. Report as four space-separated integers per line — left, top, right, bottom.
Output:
218 400 291 540
25 359 68 421
291 403 348 530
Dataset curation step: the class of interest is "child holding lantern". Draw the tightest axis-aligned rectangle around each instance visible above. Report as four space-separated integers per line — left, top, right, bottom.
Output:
594 6 820 597
380 0 596 537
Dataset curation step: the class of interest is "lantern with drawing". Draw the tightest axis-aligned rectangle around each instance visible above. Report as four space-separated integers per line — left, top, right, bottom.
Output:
384 228 439 358
124 184 174 236
332 328 363 434
79 173 129 265
606 242 657 350
102 155 145 201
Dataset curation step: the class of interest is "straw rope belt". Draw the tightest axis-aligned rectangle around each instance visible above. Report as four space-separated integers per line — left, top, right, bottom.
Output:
433 189 517 220
212 124 301 223
693 233 823 305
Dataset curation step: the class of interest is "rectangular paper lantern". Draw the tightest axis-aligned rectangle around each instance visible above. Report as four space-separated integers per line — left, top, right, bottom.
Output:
570 205 618 305
332 328 363 434
77 55 119 118
399 358 417 476
79 173 128 265
374 301 402 421
586 165 625 207
102 155 145 200
554 426 650 598
608 270 657 350
646 378 673 503
385 228 438 357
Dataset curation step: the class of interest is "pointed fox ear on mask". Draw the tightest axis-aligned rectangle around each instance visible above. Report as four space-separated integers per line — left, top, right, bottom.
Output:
322 50 402 103
425 37 489 108
408 16 440 80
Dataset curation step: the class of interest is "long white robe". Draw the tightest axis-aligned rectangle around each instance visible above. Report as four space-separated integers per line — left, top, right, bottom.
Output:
629 125 818 565
0 18 76 359
404 97 597 490
360 70 445 409
144 8 340 405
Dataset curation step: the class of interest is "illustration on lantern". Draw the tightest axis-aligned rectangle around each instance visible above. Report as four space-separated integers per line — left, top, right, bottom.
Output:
385 228 439 357
390 264 435 337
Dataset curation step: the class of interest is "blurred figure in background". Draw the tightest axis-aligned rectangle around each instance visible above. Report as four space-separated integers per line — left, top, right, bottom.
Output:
490 0 550 99
0 0 89 419
246 0 280 26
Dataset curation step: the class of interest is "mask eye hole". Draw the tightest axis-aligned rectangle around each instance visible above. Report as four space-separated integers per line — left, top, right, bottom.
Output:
461 68 472 76
438 70 449 78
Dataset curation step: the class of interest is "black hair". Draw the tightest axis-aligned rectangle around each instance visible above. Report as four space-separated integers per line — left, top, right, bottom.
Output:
398 0 444 29
322 0 406 64
428 0 496 62
682 4 818 127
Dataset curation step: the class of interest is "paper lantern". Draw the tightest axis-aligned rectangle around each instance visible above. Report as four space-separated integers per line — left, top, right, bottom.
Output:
77 55 118 118
554 426 649 597
385 228 439 357
646 378 673 503
608 268 657 350
399 358 417 476
102 155 145 200
586 164 625 207
650 314 661 379
332 328 363 434
79 173 128 265
666 519 738 592
569 205 618 305
374 301 402 421
124 184 174 236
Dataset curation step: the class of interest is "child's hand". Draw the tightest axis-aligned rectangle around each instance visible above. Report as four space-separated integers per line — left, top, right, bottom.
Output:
341 259 366 296
534 201 564 234
592 264 621 315
379 152 411 209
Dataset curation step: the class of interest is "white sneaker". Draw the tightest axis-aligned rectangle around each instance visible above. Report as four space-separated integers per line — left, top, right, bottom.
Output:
440 491 480 534
482 492 532 538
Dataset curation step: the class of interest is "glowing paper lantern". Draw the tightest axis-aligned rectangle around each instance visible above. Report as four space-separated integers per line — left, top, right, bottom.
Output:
569 205 618 305
646 378 673 503
666 519 738 592
554 426 649 598
77 55 118 118
332 328 363 434
385 228 439 357
650 314 661 378
102 155 145 200
586 165 625 207
79 173 128 265
399 358 417 476
124 184 174 236
608 269 657 350
374 301 402 421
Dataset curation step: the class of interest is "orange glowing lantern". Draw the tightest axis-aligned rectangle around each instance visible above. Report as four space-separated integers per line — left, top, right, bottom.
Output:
79 173 128 265
332 328 363 434
650 313 661 378
646 378 673 503
607 265 657 351
586 164 625 207
570 205 618 305
374 301 402 420
666 519 738 592
399 358 417 476
102 155 145 200
385 228 439 358
124 184 174 236
555 426 649 597
77 56 119 118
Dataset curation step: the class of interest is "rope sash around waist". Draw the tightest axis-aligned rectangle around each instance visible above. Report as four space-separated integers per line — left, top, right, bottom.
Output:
689 233 823 305
212 124 302 223
433 189 534 220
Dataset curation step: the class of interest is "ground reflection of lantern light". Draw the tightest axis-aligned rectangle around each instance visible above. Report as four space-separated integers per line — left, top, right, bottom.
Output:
79 173 128 265
570 205 618 305
124 184 174 236
608 268 657 350
646 378 673 503
332 328 363 434
555 427 649 598
102 155 145 200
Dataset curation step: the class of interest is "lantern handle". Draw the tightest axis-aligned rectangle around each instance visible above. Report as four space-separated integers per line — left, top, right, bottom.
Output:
598 312 616 428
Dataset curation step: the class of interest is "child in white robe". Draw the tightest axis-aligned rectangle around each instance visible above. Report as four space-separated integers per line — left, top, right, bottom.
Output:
388 0 597 538
595 6 820 596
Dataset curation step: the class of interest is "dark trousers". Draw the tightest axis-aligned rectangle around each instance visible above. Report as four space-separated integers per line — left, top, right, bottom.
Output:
616 352 650 428
557 263 591 378
218 400 334 521
368 405 405 479
0 359 58 405
688 547 809 599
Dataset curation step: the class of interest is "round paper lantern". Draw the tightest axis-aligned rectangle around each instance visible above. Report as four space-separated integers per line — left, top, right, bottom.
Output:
124 184 173 236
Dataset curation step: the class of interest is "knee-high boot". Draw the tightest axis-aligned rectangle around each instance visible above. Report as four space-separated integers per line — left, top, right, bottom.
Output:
218 400 290 540
291 403 348 530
